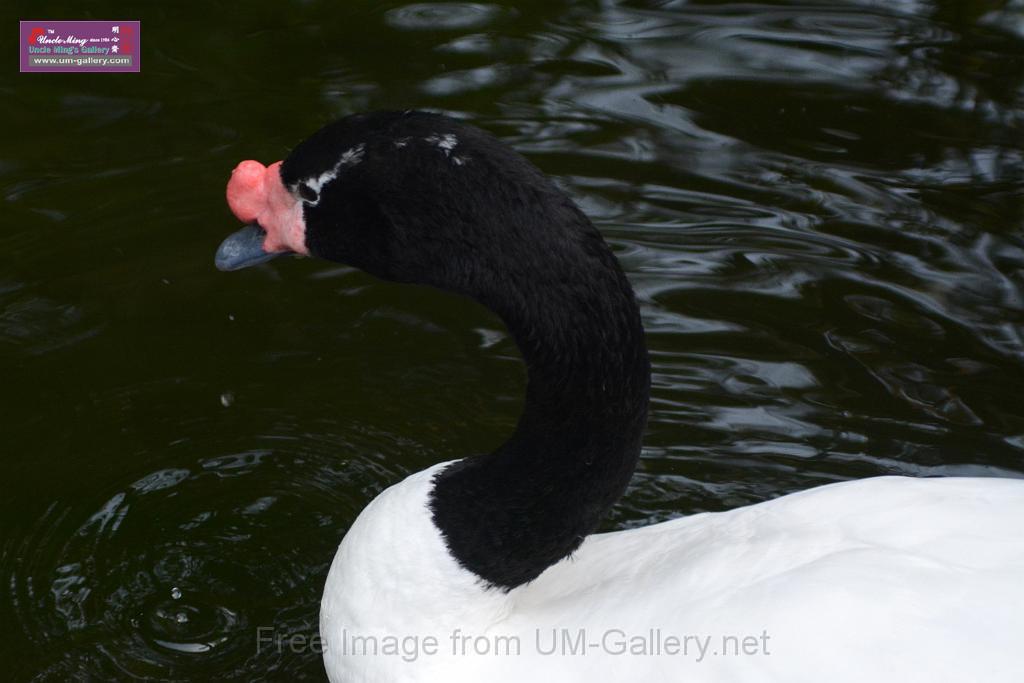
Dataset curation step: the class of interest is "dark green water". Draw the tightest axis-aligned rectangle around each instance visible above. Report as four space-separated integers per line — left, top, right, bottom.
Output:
3 0 1023 679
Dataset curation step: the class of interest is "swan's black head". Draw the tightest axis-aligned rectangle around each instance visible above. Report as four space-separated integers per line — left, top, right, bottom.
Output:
218 111 603 302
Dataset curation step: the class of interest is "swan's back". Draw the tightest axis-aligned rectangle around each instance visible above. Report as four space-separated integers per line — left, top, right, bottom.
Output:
502 475 1024 682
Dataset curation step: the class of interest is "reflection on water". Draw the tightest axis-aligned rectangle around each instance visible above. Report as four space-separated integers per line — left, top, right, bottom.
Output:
7 436 399 680
3 0 1023 679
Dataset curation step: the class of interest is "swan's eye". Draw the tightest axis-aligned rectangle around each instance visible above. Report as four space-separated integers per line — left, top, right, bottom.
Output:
298 183 318 203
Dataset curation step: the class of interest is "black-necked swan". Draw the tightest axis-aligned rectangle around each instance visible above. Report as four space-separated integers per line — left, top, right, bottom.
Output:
215 111 1024 682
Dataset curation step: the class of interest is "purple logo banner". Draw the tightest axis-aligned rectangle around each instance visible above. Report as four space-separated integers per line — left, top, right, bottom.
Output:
20 20 140 73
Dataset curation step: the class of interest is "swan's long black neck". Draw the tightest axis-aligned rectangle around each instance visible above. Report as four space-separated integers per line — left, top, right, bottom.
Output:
430 217 651 590
278 110 651 590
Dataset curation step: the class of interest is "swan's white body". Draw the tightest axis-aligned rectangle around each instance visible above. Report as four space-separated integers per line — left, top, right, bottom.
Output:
322 464 1024 682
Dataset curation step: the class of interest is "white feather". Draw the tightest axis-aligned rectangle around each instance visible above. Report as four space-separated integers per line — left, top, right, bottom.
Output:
302 144 366 203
